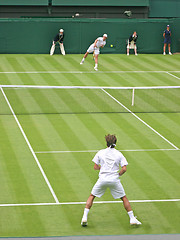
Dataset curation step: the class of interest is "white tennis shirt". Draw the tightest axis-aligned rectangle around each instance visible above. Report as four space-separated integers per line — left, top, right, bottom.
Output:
95 37 106 48
92 147 128 179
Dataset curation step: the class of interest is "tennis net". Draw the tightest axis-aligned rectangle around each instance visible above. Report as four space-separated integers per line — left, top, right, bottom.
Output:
0 85 180 115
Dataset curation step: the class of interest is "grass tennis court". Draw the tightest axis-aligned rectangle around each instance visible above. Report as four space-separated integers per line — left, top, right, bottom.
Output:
0 54 180 238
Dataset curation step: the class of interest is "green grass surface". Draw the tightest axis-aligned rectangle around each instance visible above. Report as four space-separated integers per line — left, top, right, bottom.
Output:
0 54 180 237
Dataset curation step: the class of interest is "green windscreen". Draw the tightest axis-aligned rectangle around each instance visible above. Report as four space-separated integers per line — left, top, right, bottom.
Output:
52 0 149 6
0 0 48 6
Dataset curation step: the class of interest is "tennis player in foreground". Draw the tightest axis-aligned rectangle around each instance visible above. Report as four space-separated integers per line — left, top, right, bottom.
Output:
81 134 142 227
80 34 107 71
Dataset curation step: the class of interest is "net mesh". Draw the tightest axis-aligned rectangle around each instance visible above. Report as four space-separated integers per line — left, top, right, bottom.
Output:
0 85 180 116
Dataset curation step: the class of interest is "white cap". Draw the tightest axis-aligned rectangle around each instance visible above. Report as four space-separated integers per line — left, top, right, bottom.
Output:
59 29 64 32
103 34 108 38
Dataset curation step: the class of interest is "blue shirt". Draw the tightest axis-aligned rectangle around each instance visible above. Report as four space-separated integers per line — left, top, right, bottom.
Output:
164 30 171 39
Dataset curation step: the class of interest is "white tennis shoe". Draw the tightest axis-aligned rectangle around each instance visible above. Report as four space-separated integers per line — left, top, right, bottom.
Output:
94 66 98 71
163 52 166 55
169 52 172 55
81 218 88 227
130 217 142 225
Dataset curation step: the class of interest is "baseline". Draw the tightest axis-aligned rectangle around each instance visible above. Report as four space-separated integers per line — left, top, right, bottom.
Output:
102 89 179 150
1 85 180 90
0 70 180 74
0 198 180 207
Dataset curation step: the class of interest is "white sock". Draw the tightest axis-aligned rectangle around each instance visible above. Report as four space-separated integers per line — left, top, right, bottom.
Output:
95 63 98 68
128 210 134 219
82 57 85 62
82 208 89 219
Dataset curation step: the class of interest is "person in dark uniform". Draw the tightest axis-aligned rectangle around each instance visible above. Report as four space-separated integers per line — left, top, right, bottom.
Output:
127 32 138 56
50 29 65 56
163 25 172 55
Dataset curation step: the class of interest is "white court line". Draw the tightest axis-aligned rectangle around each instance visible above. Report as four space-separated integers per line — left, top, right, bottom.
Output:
102 89 179 150
0 88 60 204
0 71 180 74
166 72 180 80
0 199 180 207
35 149 179 154
1 85 180 90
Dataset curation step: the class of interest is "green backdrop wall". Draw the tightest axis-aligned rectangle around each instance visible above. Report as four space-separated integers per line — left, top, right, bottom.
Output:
149 0 180 18
0 18 180 54
52 0 149 6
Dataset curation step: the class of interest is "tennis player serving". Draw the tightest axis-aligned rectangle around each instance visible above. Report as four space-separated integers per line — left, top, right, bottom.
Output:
80 34 107 71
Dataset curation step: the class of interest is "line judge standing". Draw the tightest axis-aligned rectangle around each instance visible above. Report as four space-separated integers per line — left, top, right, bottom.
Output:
127 31 138 56
163 25 172 55
50 29 65 56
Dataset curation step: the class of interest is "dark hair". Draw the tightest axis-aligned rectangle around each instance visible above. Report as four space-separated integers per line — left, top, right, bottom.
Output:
105 134 117 148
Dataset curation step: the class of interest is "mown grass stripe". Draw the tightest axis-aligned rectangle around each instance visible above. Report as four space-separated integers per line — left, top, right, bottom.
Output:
144 150 180 186
158 72 180 85
133 72 179 86
103 89 178 149
37 56 84 86
134 88 180 113
1 88 60 203
122 56 153 71
139 113 180 150
0 117 35 203
127 151 180 230
157 56 180 70
142 55 177 71
139 55 169 71
166 72 180 80
102 55 133 71
26 56 50 72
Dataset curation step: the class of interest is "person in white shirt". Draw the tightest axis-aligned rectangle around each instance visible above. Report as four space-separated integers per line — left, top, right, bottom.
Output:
81 134 142 227
80 34 107 71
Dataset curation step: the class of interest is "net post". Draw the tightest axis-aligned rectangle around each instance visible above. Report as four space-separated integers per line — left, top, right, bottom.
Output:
132 88 135 106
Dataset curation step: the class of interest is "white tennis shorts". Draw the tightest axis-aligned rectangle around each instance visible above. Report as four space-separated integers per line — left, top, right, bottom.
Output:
91 178 126 199
127 40 137 49
87 44 100 55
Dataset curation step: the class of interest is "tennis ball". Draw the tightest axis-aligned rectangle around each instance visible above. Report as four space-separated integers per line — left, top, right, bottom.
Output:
110 44 113 47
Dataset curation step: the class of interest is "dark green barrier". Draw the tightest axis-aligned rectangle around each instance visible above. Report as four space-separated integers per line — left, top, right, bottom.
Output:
0 0 48 5
52 0 149 6
0 18 179 54
149 0 180 18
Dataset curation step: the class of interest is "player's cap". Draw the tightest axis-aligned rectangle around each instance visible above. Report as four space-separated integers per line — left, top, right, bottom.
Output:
103 34 108 38
167 25 170 27
59 29 64 32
